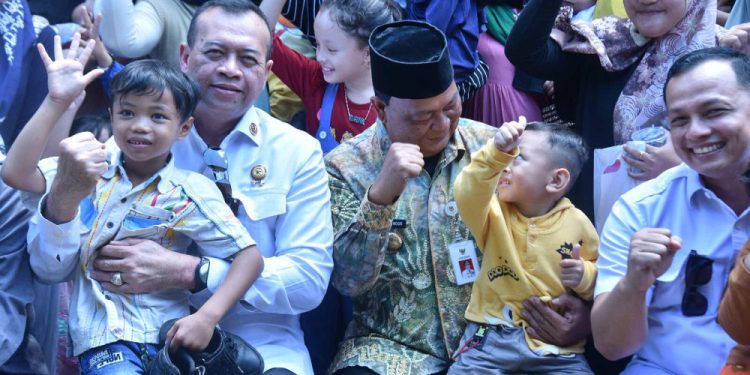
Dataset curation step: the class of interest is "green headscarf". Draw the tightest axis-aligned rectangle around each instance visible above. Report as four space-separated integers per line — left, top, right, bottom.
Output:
485 4 516 45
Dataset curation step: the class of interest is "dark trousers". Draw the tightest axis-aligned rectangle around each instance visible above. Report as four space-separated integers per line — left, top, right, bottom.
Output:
300 281 353 374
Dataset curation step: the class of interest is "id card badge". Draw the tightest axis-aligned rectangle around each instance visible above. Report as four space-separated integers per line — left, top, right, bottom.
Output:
449 240 479 285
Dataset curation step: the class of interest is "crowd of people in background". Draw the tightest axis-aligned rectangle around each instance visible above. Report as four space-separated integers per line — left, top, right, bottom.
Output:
1 0 750 374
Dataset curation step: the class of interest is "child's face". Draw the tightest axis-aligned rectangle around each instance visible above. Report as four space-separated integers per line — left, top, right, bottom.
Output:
111 90 192 177
497 131 557 211
313 9 370 85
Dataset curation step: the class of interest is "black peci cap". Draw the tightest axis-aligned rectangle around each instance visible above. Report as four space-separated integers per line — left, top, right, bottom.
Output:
369 20 453 99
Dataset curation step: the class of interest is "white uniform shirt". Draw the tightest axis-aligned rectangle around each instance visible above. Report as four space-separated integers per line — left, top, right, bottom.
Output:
174 107 333 374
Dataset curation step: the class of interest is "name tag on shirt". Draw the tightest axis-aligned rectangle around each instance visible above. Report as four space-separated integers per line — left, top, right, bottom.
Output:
449 240 479 285
392 219 408 229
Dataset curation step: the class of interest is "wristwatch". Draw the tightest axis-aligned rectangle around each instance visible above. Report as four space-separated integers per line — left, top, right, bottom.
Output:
192 256 210 292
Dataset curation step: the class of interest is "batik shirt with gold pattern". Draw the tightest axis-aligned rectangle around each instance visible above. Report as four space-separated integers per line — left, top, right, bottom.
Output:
326 119 496 375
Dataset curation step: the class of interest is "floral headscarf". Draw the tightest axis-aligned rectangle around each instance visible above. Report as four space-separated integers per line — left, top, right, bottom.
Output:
552 0 716 143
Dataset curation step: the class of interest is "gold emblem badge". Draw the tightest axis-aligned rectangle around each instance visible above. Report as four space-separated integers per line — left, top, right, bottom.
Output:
251 165 267 186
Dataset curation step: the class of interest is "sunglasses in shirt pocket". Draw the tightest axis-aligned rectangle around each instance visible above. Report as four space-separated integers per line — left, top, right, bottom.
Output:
120 204 174 240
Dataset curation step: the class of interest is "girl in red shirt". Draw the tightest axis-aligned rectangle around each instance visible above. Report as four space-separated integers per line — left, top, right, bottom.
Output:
263 0 401 152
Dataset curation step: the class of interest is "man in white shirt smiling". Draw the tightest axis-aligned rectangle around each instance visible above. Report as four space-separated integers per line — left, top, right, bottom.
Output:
592 47 750 375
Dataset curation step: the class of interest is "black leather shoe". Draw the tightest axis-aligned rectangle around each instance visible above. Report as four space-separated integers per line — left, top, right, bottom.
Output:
146 344 200 375
148 318 264 375
145 320 201 374
194 324 264 374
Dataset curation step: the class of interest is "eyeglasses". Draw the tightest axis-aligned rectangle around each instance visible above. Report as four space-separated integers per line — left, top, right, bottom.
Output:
681 250 713 317
203 147 242 215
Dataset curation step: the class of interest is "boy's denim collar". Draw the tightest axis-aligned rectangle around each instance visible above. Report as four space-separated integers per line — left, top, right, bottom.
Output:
101 151 176 194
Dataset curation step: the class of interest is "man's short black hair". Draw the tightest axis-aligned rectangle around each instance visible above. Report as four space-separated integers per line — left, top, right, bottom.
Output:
525 122 589 190
664 47 750 104
110 59 201 123
186 0 273 60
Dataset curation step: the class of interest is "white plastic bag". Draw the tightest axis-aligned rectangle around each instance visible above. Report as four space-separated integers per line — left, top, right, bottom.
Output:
593 145 642 233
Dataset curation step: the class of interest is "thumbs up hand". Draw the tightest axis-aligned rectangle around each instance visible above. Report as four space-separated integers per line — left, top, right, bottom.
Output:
561 243 585 289
494 116 527 154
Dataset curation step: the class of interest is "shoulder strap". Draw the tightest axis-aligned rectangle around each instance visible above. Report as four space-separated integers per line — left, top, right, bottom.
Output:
316 83 340 153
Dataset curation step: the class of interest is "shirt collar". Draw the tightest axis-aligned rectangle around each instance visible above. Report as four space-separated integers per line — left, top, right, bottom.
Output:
680 164 724 207
188 106 262 150
226 107 262 147
101 151 177 194
448 119 470 165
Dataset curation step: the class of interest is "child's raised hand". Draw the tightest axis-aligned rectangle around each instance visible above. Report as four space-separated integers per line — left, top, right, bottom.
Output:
494 116 527 154
38 33 103 106
79 7 114 69
79 6 101 42
166 312 216 353
560 243 584 289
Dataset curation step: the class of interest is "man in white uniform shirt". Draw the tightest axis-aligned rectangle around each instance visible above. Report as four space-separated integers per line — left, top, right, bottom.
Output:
592 47 750 375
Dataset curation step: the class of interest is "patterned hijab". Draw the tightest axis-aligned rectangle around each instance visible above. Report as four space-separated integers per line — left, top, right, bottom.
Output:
552 0 716 143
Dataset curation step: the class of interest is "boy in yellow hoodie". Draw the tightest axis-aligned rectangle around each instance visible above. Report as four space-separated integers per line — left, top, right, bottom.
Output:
449 118 597 374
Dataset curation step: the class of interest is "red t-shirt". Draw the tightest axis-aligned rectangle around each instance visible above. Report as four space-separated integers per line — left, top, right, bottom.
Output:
271 34 376 143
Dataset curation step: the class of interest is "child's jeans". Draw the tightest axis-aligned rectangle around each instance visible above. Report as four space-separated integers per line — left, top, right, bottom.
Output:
79 341 160 375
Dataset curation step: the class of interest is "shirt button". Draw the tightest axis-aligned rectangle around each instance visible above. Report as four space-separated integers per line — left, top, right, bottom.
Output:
112 327 123 337
529 235 536 242
529 222 536 228
106 222 114 229
120 197 127 203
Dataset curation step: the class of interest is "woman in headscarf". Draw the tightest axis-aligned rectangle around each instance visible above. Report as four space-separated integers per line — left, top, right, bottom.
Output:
505 0 716 219
94 0 208 68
